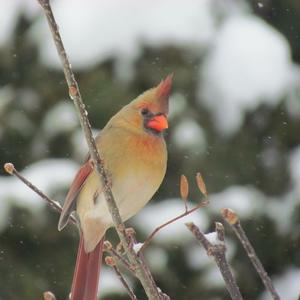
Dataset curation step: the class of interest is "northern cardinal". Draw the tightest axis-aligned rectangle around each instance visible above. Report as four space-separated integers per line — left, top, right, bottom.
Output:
58 75 172 300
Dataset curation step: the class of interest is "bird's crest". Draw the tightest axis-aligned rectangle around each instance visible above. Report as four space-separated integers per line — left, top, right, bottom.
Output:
155 73 173 114
131 74 173 115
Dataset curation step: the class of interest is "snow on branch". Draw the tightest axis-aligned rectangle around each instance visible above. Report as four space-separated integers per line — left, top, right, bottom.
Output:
186 221 243 300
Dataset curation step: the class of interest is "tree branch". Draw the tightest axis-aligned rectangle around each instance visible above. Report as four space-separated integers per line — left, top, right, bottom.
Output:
36 1 165 298
3 163 76 225
103 240 136 274
138 200 208 254
138 173 209 254
222 208 281 300
112 265 137 300
186 222 243 300
105 256 137 300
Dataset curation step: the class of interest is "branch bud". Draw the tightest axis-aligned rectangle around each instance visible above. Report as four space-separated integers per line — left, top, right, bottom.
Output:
180 174 189 200
196 172 208 197
4 163 14 175
215 222 225 242
105 256 116 266
221 208 239 225
103 240 113 251
125 227 136 236
69 85 78 98
43 291 56 300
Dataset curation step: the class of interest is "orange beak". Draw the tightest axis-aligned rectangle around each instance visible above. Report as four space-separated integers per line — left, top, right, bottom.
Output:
146 114 168 132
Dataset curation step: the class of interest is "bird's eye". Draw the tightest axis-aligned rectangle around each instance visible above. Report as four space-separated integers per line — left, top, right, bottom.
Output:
141 108 150 116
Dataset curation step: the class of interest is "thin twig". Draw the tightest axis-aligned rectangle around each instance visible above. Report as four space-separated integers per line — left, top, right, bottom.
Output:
138 200 209 254
4 163 76 225
103 240 136 274
113 265 137 300
222 208 281 300
126 229 170 300
36 1 163 298
139 173 209 254
186 222 243 300
105 256 137 300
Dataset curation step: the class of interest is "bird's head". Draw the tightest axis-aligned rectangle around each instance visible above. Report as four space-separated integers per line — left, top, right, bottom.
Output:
112 74 173 136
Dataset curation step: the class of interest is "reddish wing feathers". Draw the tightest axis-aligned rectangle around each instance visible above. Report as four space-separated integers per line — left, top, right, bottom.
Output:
70 235 104 300
60 159 103 300
58 160 93 231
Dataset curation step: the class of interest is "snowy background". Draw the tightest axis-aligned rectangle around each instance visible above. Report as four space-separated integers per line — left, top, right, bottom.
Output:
1 0 300 299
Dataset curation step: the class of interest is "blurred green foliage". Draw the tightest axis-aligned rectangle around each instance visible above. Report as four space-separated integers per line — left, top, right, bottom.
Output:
1 2 300 300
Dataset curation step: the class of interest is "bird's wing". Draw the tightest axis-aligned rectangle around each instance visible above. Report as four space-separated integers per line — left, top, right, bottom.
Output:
58 158 93 231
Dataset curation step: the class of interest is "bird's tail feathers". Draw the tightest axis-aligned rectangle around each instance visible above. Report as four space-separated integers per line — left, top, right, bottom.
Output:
70 235 104 300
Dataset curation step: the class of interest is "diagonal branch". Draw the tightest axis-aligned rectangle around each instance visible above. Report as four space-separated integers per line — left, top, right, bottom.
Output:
36 1 165 299
103 240 136 274
112 265 137 300
186 222 243 300
105 256 137 300
222 208 281 300
138 200 209 254
139 173 209 254
4 163 76 225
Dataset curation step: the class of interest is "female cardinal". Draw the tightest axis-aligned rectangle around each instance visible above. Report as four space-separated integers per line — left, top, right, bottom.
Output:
58 75 172 300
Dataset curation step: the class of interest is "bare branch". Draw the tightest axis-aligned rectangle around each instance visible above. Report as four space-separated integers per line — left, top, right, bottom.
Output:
113 265 137 300
138 172 209 254
186 222 243 300
3 163 76 225
126 229 170 300
105 256 137 300
36 1 164 298
139 200 209 254
222 208 281 300
103 240 136 274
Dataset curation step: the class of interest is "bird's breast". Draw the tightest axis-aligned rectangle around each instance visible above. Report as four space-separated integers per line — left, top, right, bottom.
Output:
95 128 167 224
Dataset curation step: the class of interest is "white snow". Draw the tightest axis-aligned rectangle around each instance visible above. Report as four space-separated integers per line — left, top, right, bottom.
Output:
265 192 297 234
171 119 206 152
259 268 300 300
204 232 220 246
199 15 294 135
133 242 143 253
144 246 168 272
132 198 209 244
185 243 215 270
257 2 264 8
98 266 129 296
42 101 79 136
264 146 300 233
202 266 226 287
71 128 100 160
0 1 38 46
168 93 187 120
0 159 79 231
208 185 264 218
30 0 215 71
185 238 236 271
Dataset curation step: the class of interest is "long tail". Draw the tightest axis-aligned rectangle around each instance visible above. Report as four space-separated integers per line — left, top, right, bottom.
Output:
70 235 104 300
